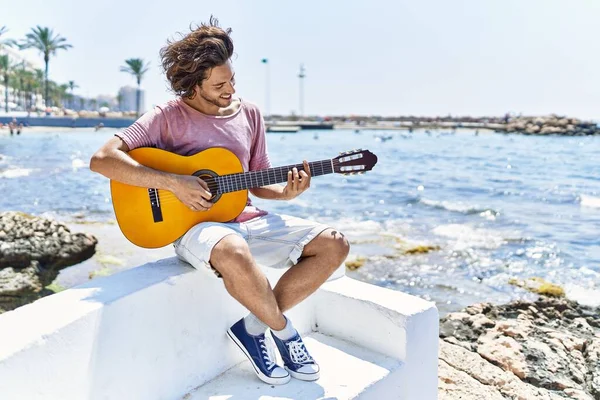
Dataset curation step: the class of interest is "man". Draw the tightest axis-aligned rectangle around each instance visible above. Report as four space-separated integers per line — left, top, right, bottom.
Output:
90 17 349 385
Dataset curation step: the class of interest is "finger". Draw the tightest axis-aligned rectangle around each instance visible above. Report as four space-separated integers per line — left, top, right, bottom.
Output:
200 189 213 200
197 178 212 196
299 170 309 189
287 170 293 187
199 198 213 209
303 160 311 177
292 167 299 185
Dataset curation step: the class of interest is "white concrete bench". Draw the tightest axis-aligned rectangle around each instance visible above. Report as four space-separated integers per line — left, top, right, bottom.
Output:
0 257 439 400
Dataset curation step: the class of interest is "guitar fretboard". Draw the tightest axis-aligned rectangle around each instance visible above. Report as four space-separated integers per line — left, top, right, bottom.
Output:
214 159 334 194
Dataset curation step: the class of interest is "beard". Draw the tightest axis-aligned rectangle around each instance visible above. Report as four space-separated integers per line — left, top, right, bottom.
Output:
198 89 232 108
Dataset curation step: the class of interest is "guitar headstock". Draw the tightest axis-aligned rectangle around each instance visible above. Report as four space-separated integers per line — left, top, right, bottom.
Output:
333 149 378 175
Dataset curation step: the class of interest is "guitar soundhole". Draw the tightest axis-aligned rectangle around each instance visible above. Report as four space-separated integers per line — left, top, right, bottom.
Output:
193 169 221 203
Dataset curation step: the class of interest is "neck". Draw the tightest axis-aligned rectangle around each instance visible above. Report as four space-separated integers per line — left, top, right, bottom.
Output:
182 96 220 115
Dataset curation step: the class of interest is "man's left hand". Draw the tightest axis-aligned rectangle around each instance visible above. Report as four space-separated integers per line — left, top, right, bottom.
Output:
281 160 311 200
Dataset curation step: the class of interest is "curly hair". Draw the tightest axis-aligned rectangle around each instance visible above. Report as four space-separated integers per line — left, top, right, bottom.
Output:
160 16 234 99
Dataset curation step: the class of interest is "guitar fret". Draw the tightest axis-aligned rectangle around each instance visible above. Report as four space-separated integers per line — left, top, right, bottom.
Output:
217 158 338 193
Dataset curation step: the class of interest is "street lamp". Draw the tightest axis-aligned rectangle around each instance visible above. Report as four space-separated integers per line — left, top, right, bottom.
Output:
261 58 270 119
298 63 306 117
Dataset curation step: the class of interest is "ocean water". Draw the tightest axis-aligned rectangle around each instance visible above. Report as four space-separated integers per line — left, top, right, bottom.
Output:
1 127 599 314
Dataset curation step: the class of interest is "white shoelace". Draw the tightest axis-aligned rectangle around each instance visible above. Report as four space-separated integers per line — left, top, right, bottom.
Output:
286 338 313 365
259 336 277 370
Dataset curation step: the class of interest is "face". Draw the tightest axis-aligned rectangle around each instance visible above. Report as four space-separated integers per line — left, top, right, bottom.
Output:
196 62 236 108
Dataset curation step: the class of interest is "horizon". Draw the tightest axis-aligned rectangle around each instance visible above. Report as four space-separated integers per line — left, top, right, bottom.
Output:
3 0 600 120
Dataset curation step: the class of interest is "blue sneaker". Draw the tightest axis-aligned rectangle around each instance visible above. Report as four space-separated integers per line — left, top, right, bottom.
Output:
227 318 290 385
272 332 320 381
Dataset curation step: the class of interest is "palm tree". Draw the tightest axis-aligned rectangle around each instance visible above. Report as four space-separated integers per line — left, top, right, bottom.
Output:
13 61 27 109
0 26 16 51
58 83 69 108
19 69 36 110
120 58 150 117
68 80 78 109
116 92 123 111
18 26 72 108
0 55 11 112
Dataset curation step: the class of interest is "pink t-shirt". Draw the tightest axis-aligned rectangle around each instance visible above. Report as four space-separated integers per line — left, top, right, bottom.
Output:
116 98 271 222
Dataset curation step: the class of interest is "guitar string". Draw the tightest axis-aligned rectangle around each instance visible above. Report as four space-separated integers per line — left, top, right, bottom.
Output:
154 163 334 204
152 161 344 205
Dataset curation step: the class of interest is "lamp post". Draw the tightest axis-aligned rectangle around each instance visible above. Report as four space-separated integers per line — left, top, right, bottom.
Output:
298 63 305 117
261 58 270 119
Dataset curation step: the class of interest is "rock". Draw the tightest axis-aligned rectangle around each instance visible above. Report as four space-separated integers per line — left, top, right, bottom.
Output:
440 297 600 399
440 340 565 399
0 212 97 312
500 115 600 136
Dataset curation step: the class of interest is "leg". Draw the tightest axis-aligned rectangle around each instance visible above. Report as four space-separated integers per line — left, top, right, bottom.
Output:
273 228 350 312
210 234 287 331
176 224 291 385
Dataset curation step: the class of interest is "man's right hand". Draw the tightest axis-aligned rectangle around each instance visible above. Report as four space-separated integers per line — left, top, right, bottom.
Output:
170 175 213 212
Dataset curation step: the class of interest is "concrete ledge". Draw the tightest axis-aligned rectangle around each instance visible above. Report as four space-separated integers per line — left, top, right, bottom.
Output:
0 257 438 400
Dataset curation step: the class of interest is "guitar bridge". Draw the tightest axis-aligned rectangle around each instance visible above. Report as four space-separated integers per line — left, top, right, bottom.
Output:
148 188 163 223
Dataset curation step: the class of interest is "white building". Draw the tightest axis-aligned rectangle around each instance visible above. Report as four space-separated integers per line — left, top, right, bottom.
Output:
0 46 44 112
118 85 145 113
96 94 118 111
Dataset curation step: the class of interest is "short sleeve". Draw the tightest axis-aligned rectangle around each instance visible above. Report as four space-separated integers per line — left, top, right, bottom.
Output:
249 108 271 171
115 107 166 150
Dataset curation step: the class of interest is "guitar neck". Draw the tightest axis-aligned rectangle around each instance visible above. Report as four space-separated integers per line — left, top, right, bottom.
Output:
215 159 334 193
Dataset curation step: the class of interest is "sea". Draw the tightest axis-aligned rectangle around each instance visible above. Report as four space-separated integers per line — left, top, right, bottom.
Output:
1 127 599 315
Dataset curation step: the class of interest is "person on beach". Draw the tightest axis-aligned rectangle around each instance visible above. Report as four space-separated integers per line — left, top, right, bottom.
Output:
89 16 349 385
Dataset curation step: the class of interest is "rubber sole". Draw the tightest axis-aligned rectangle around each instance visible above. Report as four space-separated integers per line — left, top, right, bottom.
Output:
227 329 291 385
286 366 321 381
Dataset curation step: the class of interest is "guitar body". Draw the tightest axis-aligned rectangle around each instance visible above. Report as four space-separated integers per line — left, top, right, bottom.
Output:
110 147 248 248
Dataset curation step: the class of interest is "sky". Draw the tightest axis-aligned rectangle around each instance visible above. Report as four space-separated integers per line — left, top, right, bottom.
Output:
3 0 600 119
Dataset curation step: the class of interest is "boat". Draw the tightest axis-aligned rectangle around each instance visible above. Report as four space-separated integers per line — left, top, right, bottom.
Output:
266 125 301 133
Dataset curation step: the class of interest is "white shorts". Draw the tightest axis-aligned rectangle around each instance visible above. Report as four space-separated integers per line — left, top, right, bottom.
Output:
173 213 329 277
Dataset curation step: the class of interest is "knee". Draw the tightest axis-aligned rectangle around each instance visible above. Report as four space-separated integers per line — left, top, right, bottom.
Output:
320 229 351 263
335 233 351 262
210 234 253 274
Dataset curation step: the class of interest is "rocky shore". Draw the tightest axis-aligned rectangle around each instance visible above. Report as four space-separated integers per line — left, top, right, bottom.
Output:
439 296 600 399
2 212 599 399
502 116 600 136
0 212 97 312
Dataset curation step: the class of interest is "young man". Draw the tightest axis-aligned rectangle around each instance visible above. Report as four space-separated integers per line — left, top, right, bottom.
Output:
90 17 349 385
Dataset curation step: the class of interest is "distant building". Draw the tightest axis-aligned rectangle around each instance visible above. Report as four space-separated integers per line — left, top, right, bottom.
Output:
118 86 145 113
96 94 118 111
0 47 44 111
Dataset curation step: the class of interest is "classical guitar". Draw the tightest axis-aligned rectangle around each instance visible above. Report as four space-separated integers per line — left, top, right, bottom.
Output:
110 147 378 248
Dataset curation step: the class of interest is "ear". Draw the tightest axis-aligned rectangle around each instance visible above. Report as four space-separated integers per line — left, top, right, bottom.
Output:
189 84 201 99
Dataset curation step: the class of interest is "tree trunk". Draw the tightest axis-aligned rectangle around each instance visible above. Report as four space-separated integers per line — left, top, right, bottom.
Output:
44 55 49 109
136 78 141 118
4 74 8 113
